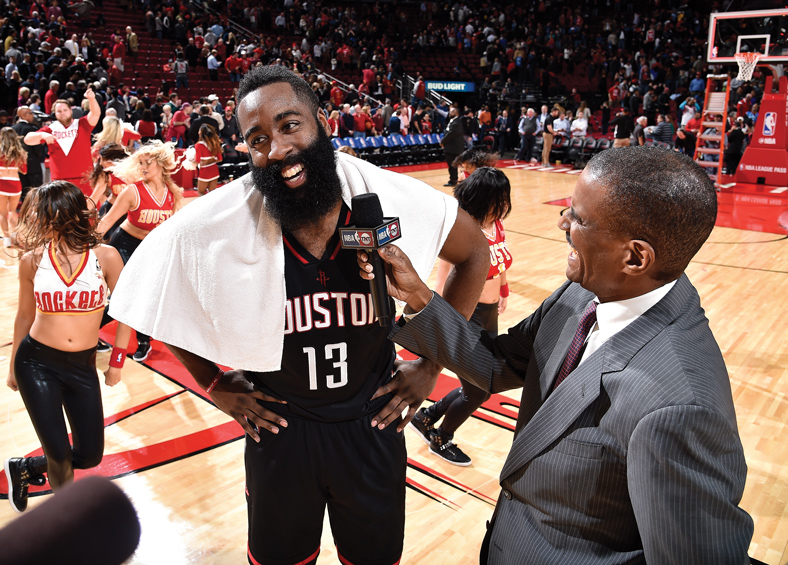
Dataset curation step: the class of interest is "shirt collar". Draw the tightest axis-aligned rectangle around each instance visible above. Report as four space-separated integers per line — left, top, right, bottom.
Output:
593 280 677 339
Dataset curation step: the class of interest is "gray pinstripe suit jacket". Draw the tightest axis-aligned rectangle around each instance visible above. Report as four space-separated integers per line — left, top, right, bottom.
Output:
391 274 753 564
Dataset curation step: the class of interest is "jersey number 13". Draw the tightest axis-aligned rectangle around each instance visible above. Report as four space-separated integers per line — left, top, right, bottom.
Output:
303 343 348 390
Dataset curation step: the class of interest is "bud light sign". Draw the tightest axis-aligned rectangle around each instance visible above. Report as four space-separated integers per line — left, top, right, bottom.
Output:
763 112 777 136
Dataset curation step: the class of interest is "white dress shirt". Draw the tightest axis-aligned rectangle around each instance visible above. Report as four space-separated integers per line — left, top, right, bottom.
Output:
580 280 677 366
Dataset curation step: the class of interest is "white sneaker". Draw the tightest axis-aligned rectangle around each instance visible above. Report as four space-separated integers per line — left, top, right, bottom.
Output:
3 237 11 248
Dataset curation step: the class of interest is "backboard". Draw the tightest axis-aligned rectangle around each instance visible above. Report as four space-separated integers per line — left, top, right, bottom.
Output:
708 8 788 64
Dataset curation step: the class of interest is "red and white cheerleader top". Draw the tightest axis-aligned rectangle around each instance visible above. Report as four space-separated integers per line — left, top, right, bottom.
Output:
485 219 513 280
126 181 174 231
34 244 108 314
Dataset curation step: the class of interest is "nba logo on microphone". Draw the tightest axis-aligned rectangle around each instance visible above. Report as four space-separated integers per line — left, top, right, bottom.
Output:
763 112 777 136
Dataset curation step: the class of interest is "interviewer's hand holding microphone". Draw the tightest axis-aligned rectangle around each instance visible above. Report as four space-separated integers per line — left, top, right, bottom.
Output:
347 193 443 431
357 244 432 316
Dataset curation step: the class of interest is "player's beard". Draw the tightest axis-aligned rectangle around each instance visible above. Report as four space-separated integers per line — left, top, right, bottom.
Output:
250 126 342 232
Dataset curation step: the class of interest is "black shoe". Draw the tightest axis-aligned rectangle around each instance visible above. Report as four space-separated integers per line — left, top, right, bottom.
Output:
96 340 111 353
132 341 151 362
408 408 435 445
429 430 472 466
29 473 47 487
443 181 457 187
5 458 30 513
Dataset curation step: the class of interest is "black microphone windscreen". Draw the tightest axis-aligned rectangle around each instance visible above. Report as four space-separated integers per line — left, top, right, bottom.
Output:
0 476 141 565
351 193 384 228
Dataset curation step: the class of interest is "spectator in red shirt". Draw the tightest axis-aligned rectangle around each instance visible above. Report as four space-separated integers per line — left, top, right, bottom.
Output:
608 83 622 109
737 93 752 118
239 52 252 75
215 38 227 61
339 44 352 69
353 107 374 138
371 107 384 134
411 75 426 107
225 52 241 83
330 81 344 107
44 80 59 114
112 36 125 73
167 103 192 147
362 66 376 89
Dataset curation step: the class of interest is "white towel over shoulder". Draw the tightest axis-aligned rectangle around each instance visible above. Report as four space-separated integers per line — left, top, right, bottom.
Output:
109 152 457 372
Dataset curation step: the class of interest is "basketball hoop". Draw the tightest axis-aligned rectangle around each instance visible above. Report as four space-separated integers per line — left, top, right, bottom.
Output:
735 52 761 81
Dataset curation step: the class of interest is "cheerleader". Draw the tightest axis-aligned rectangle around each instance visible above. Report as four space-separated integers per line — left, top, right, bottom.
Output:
410 167 513 466
5 181 132 513
452 148 499 182
87 143 130 242
92 116 141 162
194 124 222 195
96 141 183 362
0 127 28 248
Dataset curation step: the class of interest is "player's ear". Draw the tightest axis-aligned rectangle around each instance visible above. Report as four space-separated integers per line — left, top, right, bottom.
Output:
317 110 330 136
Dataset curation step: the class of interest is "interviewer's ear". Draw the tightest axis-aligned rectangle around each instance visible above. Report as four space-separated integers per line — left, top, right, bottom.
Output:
622 239 656 276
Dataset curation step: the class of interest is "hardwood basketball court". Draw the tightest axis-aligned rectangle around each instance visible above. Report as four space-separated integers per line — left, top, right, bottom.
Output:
0 162 786 564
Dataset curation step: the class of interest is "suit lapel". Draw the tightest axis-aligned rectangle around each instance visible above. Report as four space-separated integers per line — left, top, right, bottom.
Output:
536 305 585 401
500 275 696 481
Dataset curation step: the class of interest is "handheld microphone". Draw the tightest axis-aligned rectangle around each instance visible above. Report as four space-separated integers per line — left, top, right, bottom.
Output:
340 193 402 327
0 476 141 565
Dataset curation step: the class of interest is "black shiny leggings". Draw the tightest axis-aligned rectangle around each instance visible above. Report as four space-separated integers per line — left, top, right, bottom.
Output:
424 301 497 436
103 228 149 344
14 335 104 490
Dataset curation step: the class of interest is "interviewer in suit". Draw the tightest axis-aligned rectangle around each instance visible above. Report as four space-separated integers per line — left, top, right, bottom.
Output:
359 146 754 564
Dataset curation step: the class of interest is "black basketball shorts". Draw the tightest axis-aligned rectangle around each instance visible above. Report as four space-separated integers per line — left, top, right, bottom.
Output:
245 412 406 565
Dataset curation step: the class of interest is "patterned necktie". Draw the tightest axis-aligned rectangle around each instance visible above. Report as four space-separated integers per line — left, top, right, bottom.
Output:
553 301 598 390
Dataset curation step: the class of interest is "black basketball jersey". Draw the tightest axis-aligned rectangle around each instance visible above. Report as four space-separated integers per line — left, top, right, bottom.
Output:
248 203 396 422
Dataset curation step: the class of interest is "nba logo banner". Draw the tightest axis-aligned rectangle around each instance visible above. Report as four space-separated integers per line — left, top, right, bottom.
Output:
763 112 777 136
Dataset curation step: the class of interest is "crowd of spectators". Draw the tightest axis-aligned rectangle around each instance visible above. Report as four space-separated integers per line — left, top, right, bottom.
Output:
0 0 771 178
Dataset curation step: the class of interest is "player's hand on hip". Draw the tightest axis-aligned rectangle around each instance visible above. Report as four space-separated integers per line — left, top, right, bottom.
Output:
357 245 432 312
209 370 287 442
371 357 441 432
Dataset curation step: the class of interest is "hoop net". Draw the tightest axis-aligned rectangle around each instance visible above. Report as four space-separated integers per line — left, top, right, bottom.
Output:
735 52 761 81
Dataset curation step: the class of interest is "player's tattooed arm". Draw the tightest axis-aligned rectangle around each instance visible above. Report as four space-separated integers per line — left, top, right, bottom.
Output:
166 344 287 442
